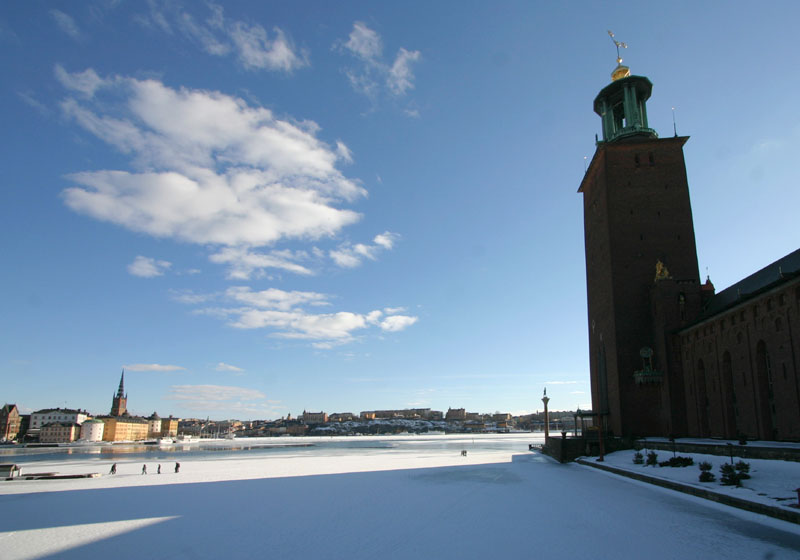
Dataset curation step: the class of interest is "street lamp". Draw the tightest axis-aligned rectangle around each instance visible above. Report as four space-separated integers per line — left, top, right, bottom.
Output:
542 388 550 440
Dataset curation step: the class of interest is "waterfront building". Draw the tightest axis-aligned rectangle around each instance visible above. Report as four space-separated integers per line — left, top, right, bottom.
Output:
579 51 800 440
39 422 80 443
29 408 89 433
79 418 105 442
0 404 20 441
147 412 162 438
160 416 179 438
101 416 148 441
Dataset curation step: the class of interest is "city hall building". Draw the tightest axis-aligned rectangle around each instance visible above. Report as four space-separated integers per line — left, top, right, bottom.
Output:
580 59 800 441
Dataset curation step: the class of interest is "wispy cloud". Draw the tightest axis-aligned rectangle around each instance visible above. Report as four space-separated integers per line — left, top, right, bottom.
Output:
330 231 400 268
215 362 244 372
387 48 421 95
166 384 280 416
125 363 186 372
209 248 313 280
140 2 308 73
128 255 172 278
183 286 417 348
336 21 421 109
50 9 82 41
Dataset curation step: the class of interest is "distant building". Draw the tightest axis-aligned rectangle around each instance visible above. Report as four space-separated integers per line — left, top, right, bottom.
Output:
30 408 89 434
40 422 80 443
301 411 328 424
358 408 442 420
110 370 128 416
160 416 179 438
147 412 162 439
80 419 105 442
0 404 20 441
329 412 356 422
445 408 466 421
102 416 148 441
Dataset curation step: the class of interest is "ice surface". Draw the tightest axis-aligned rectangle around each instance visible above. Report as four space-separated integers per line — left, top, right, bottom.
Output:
1 434 799 559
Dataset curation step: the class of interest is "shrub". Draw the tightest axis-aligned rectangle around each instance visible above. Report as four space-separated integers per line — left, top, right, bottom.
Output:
633 451 644 464
698 461 715 482
646 451 658 466
659 456 694 468
735 461 751 480
720 463 742 486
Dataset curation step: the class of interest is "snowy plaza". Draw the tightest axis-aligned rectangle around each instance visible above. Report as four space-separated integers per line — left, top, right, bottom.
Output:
2 434 800 559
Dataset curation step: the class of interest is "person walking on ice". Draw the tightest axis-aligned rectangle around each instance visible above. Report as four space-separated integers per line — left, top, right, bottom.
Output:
141 464 147 475
157 464 161 474
174 462 180 473
110 463 117 475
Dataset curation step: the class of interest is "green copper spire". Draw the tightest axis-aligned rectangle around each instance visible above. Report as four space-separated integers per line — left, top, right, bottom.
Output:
594 33 658 143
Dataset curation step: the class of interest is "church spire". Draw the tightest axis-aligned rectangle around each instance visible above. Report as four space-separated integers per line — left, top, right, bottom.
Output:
110 369 128 417
116 369 126 398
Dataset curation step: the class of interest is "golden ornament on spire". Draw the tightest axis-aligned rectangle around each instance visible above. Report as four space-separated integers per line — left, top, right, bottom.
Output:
608 30 631 81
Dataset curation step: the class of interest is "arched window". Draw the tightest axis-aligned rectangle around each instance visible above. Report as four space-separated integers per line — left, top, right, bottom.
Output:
756 340 777 440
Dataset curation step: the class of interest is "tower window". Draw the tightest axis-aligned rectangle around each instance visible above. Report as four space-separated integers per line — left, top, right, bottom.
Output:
649 152 655 165
635 154 640 167
640 234 644 241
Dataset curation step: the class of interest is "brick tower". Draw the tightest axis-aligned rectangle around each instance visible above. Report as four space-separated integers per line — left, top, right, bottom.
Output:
578 52 702 437
110 370 128 417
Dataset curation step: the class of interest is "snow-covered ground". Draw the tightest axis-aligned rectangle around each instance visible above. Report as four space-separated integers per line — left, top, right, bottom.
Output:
593 445 800 512
1 434 799 559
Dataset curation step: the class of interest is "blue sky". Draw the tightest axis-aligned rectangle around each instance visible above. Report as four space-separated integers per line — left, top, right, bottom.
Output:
2 2 799 420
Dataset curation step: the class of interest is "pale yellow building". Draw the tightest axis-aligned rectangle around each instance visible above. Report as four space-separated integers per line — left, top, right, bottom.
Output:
102 417 149 441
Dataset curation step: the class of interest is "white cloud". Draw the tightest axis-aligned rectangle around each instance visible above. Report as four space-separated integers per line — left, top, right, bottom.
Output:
230 23 308 72
188 286 417 347
379 315 418 332
170 289 215 304
383 306 406 314
209 248 313 280
226 286 329 311
141 3 307 73
166 384 279 416
216 362 244 372
128 255 172 278
58 70 366 278
54 66 105 98
387 48 421 95
335 141 353 164
343 21 382 61
330 231 399 268
124 363 186 372
50 9 81 40
336 22 420 104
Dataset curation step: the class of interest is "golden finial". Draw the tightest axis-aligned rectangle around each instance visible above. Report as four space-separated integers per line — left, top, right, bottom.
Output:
608 30 630 81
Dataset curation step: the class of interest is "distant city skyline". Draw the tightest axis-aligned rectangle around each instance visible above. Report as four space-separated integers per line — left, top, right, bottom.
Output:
3 2 799 419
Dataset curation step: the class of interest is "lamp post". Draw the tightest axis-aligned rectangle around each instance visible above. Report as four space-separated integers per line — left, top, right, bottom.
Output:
542 388 550 440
